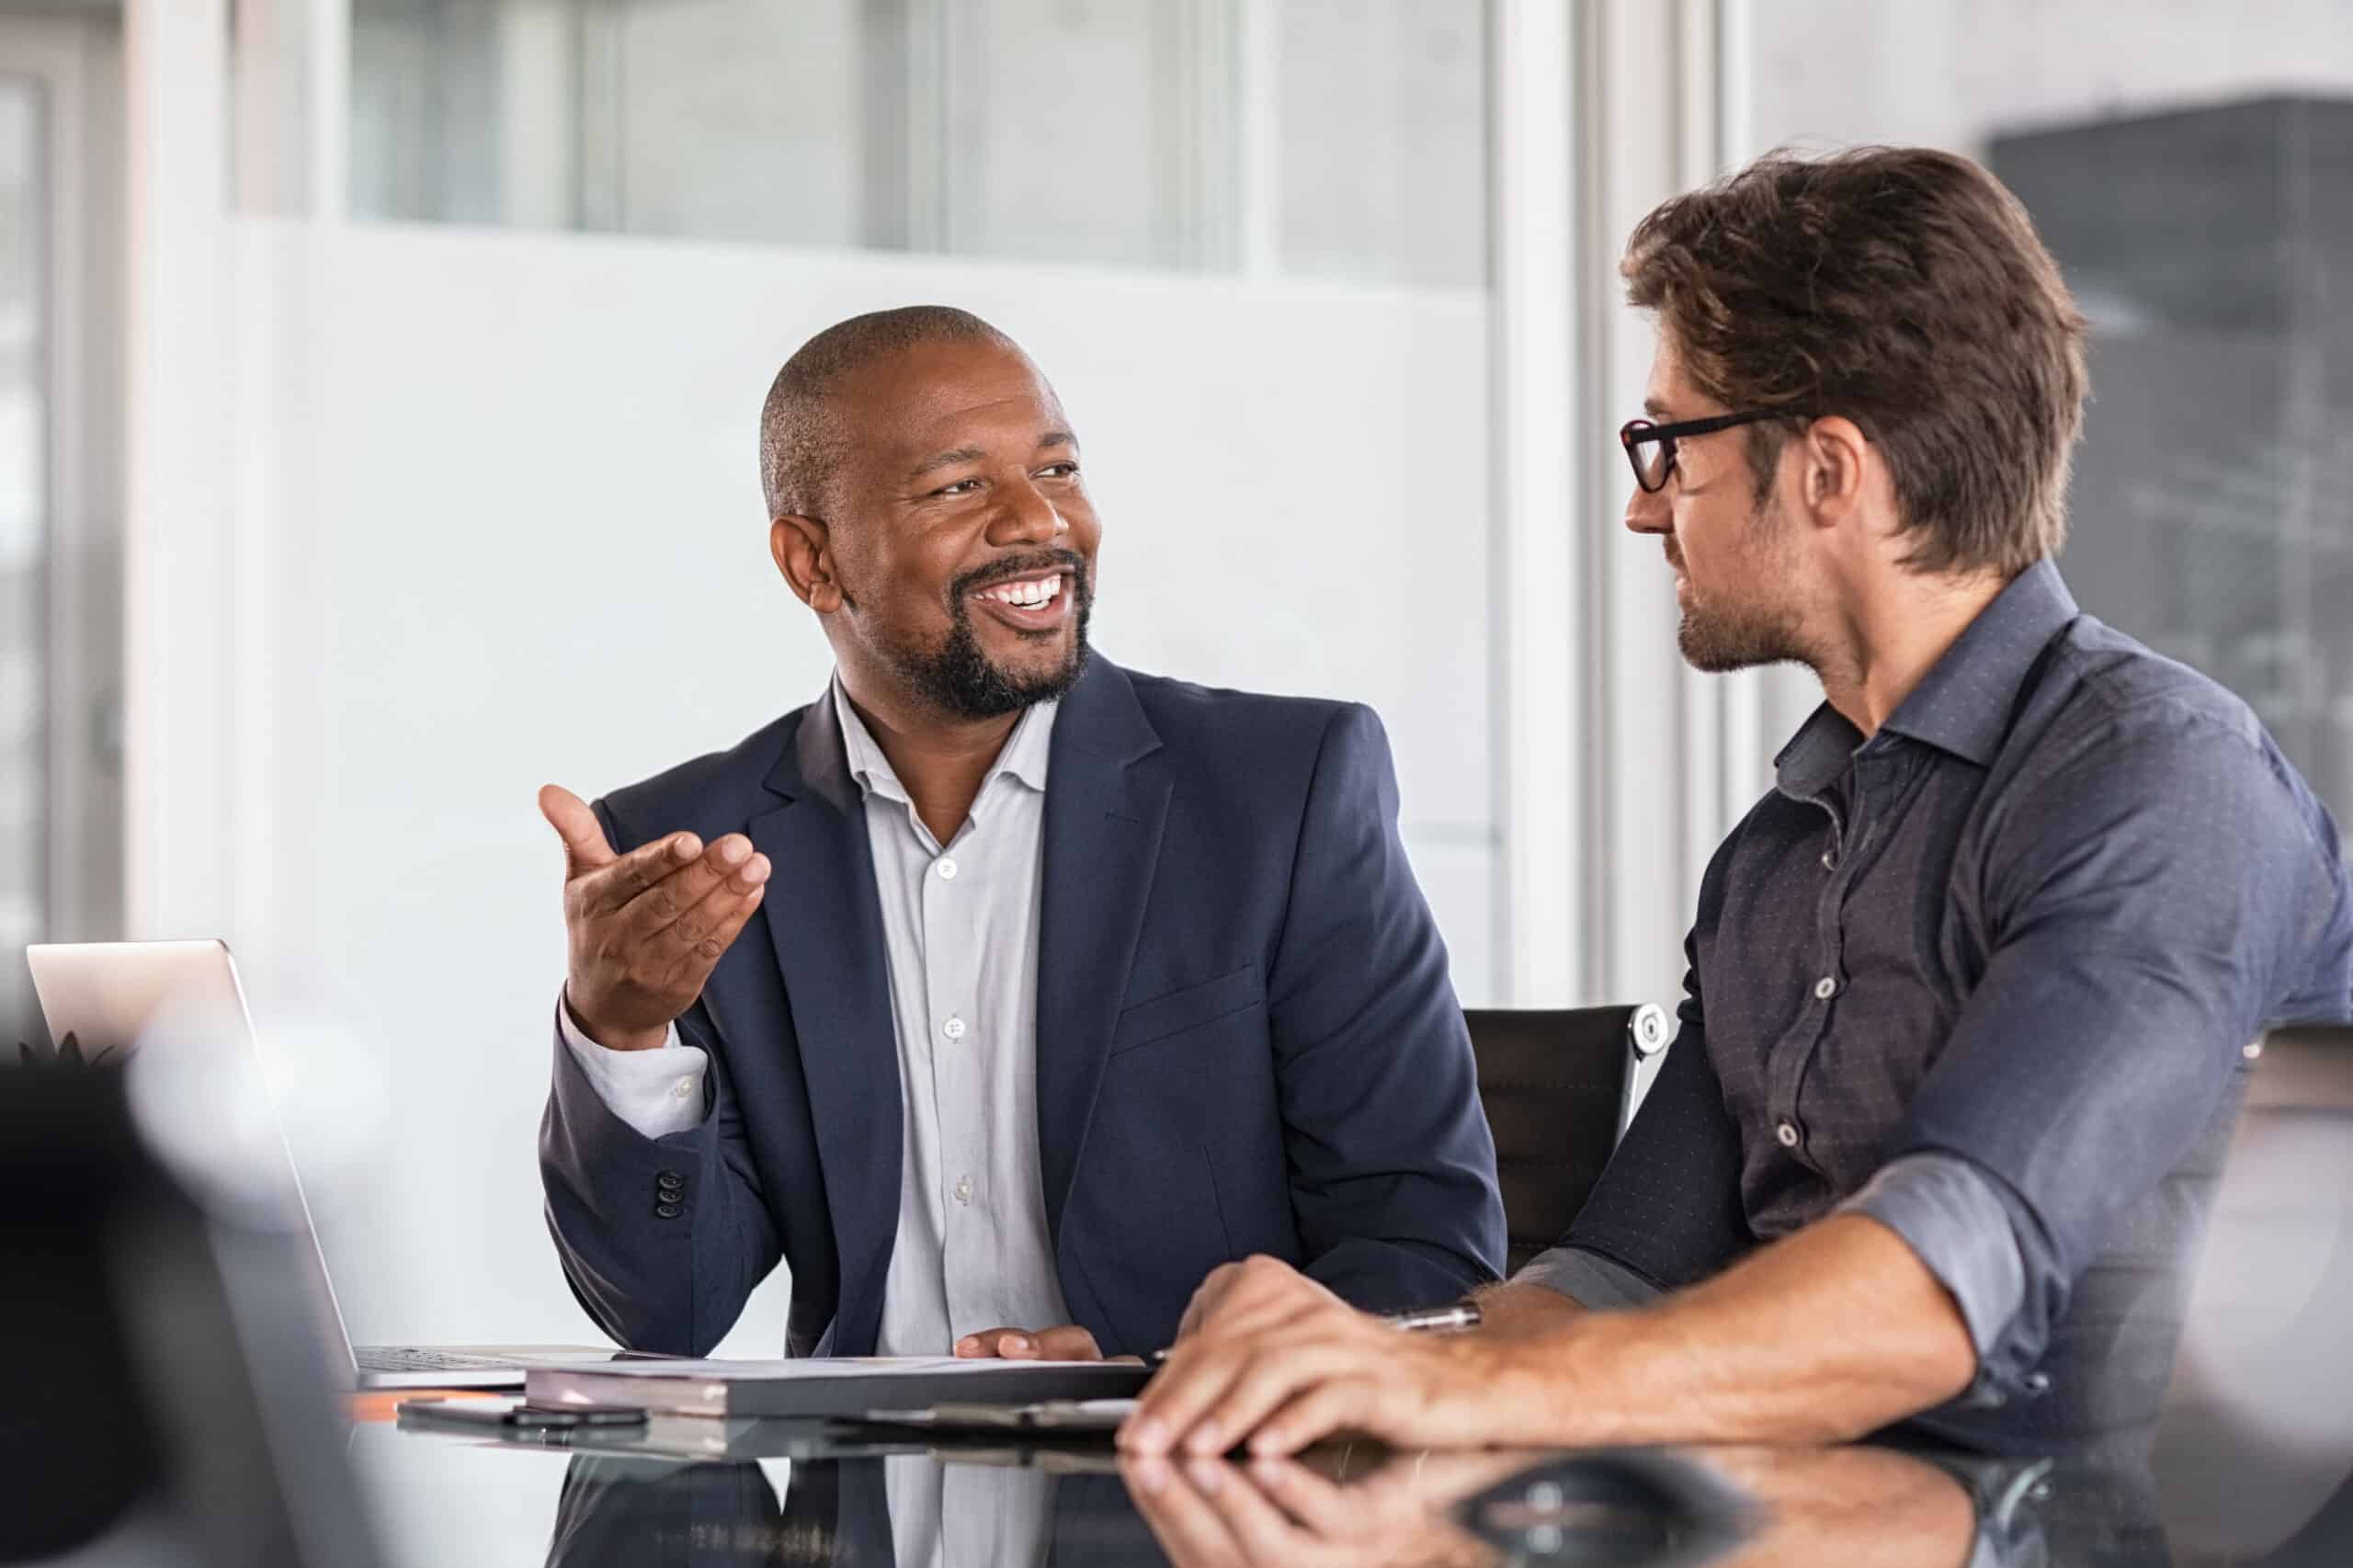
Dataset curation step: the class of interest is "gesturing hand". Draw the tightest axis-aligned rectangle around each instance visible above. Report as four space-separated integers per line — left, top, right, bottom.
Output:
540 783 770 1053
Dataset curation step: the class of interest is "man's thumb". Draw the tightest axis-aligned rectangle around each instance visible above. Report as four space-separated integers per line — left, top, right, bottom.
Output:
539 783 616 878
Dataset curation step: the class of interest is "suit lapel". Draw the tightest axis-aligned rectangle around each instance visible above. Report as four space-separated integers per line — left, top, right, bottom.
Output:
748 690 901 1357
1036 657 1169 1245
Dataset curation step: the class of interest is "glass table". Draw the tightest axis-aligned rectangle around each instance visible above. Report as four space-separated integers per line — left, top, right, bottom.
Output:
347 1399 2351 1568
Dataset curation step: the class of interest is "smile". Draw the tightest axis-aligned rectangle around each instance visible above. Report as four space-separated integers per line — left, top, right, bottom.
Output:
974 573 1065 609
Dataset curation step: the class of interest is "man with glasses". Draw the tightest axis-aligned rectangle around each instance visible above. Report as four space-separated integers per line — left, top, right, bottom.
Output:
1122 146 2353 1460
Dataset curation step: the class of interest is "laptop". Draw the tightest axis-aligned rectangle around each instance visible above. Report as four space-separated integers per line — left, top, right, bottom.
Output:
27 938 647 1389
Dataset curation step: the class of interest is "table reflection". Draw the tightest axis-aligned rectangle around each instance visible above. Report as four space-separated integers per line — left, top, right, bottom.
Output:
537 1447 1165 1568
506 1434 2211 1568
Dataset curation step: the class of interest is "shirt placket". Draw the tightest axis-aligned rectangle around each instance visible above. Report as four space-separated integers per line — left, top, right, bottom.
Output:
1777 744 1929 1168
1768 774 1861 1169
925 807 990 1335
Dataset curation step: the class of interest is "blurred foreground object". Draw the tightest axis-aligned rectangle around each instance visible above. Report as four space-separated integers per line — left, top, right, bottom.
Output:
13 1032 116 1070
0 1069 382 1568
2157 1025 2353 1559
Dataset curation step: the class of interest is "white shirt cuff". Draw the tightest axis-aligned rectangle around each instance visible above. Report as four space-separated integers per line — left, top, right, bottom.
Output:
556 995 709 1139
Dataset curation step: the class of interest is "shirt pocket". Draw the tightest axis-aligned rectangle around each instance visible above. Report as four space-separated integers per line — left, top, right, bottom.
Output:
1108 964 1266 1057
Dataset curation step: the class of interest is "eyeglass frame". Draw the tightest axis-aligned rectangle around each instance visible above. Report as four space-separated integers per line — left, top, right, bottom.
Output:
1619 409 1813 494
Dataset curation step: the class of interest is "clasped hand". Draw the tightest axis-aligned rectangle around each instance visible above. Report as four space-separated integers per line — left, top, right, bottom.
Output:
1121 1256 1506 1457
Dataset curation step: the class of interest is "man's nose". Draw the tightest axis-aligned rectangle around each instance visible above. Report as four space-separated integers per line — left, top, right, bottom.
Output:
1623 482 1670 537
992 478 1068 545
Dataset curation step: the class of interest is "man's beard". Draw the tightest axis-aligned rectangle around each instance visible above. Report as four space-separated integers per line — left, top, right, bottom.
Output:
880 551 1095 721
1674 497 1812 674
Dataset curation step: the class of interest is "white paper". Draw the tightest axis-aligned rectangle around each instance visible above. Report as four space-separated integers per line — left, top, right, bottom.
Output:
563 1356 1112 1381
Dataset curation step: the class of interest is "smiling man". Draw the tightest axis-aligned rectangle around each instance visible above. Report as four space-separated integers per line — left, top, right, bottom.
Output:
535 306 1503 1362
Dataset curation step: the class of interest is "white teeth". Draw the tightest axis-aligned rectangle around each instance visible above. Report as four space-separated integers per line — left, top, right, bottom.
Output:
986 575 1061 608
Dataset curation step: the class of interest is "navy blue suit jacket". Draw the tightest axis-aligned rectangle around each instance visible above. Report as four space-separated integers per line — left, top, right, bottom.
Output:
539 653 1504 1357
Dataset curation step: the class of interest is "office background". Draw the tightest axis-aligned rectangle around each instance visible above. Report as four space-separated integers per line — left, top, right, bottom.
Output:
3 0 2348 1370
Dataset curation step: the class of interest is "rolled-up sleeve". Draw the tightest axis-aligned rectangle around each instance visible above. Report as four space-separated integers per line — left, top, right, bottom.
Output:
1510 1244 1664 1311
1881 711 2341 1394
1841 1153 2029 1404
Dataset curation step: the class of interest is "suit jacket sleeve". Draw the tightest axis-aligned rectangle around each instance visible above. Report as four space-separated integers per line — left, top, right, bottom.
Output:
538 797 785 1356
1266 703 1506 1308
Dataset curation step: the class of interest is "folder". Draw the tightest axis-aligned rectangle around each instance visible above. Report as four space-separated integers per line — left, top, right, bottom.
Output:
523 1356 1149 1419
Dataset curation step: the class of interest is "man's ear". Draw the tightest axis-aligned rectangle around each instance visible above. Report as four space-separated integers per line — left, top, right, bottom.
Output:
1796 415 1870 530
771 515 844 611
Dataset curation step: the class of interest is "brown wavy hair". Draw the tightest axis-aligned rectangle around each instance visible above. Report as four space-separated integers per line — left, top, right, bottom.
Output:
1622 146 2089 577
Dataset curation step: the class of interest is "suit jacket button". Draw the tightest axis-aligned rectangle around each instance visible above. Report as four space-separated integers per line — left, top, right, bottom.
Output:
655 1203 683 1219
656 1172 685 1191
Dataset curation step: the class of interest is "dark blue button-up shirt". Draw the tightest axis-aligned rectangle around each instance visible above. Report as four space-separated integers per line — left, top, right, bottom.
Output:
1540 561 2353 1451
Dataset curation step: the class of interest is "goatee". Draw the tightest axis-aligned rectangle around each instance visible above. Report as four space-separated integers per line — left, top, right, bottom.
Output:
884 553 1095 720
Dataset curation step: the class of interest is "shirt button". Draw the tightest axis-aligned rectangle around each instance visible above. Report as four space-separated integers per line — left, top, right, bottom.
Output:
954 1176 973 1206
672 1077 694 1100
1776 1120 1801 1148
937 857 959 881
1813 975 1837 1001
942 1016 967 1041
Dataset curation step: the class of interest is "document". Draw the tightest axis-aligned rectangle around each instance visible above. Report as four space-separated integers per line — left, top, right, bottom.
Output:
524 1356 1150 1418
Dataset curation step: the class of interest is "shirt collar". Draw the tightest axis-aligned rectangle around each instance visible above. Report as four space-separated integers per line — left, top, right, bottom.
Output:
1773 560 2079 798
1878 560 2078 767
829 676 1058 817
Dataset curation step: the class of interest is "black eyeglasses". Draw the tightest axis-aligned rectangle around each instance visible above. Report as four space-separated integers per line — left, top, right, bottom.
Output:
1619 410 1810 493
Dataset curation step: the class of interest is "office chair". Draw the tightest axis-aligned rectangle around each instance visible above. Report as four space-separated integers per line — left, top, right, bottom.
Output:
1464 1004 1671 1275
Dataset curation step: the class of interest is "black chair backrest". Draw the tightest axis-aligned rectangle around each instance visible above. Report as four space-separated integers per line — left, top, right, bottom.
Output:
1465 1005 1667 1275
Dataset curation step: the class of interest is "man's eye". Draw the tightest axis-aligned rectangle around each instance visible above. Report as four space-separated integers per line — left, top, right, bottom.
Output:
1038 462 1080 480
934 478 983 497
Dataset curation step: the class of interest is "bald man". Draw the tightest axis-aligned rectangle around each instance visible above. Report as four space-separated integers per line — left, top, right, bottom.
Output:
537 307 1504 1361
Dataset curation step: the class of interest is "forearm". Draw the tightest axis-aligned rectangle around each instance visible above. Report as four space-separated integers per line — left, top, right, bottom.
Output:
1486 1214 1977 1447
1469 1278 1586 1336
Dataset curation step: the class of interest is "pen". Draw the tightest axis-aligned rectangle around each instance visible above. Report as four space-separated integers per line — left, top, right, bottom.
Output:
1147 1299 1483 1366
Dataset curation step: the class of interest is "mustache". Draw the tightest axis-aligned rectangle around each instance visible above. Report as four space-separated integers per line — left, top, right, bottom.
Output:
952 549 1089 599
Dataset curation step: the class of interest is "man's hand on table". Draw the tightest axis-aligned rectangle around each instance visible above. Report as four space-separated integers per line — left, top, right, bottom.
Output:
952 1325 1110 1360
540 783 770 1052
1121 1256 1530 1457
1173 1255 1354 1343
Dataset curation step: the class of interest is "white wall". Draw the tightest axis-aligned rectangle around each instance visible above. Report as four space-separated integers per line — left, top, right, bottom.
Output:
221 218 1495 1348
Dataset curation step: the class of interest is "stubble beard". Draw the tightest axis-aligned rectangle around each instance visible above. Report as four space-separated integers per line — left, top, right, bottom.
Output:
1674 494 1812 675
